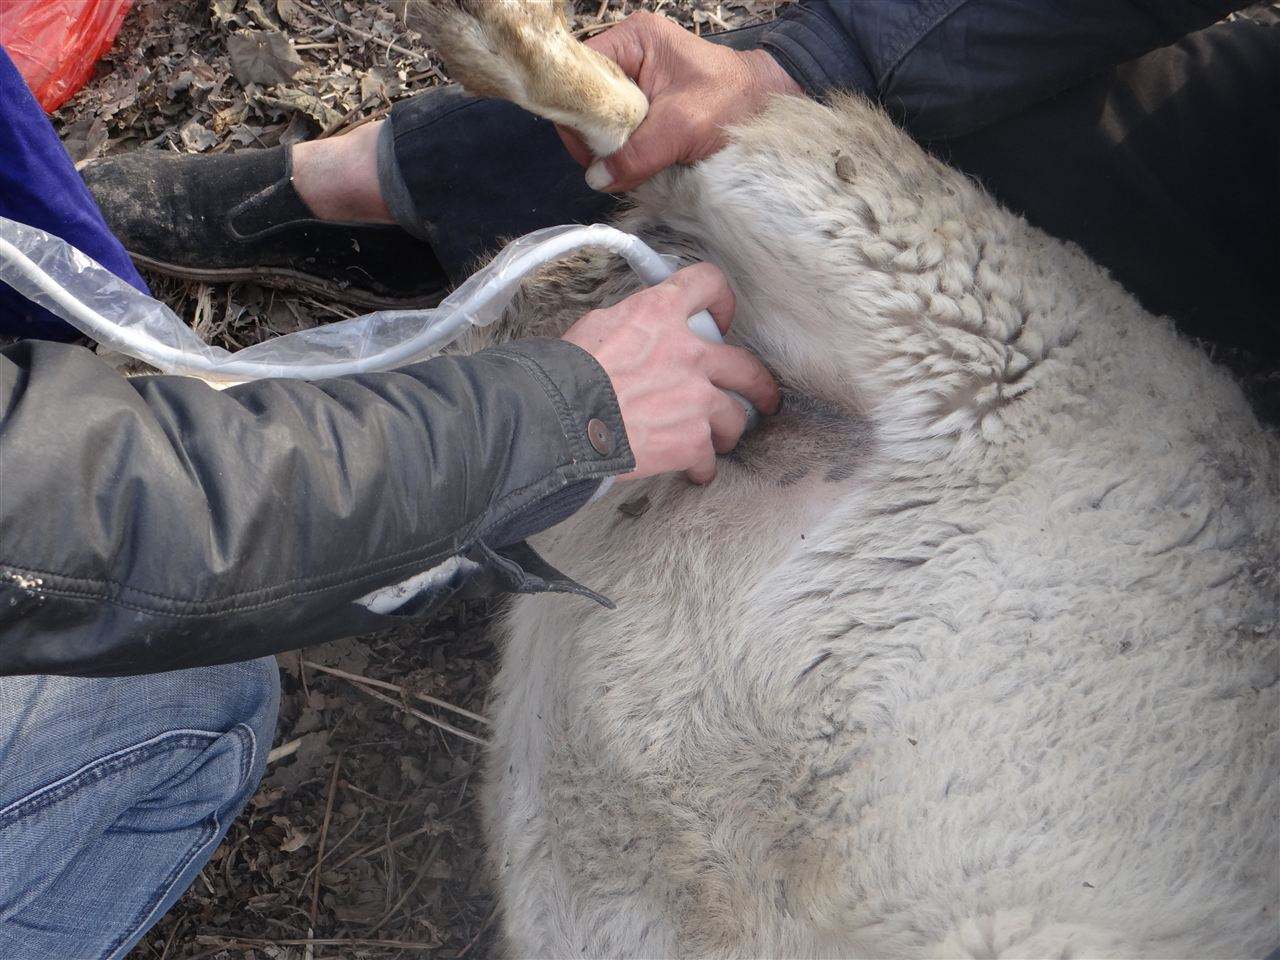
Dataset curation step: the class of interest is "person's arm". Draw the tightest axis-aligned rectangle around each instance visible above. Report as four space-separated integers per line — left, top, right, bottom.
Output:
570 0 1251 190
760 0 1251 140
0 264 777 677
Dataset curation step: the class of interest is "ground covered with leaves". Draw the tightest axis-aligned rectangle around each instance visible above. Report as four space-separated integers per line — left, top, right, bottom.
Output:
48 3 791 958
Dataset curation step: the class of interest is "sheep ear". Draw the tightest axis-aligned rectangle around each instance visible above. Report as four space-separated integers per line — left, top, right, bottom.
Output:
407 0 648 158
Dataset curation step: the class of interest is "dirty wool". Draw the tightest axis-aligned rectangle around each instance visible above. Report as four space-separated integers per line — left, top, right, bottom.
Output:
474 94 1280 958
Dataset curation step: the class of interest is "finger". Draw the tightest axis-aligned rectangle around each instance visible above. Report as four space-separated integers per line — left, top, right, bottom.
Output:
707 386 750 454
660 262 734 329
702 342 781 415
555 124 594 169
583 13 651 81
685 445 717 485
585 110 682 189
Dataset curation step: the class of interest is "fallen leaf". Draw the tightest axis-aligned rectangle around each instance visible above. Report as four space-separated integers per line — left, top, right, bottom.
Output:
60 116 108 163
254 86 343 131
276 0 308 31
242 0 278 30
275 818 311 853
179 119 219 152
227 29 304 86
210 0 243 28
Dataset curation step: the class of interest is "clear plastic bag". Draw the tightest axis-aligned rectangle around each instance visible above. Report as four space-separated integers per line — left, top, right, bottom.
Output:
0 215 684 384
0 0 133 111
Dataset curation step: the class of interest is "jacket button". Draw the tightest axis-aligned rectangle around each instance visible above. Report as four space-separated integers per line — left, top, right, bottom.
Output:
587 418 614 456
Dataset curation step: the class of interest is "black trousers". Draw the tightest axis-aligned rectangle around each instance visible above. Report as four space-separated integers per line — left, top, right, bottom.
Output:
382 14 1279 362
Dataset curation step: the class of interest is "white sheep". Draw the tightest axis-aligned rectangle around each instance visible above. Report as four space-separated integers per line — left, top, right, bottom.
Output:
468 92 1279 958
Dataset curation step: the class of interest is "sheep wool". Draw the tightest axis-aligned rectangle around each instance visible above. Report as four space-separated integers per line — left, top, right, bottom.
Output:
470 95 1280 959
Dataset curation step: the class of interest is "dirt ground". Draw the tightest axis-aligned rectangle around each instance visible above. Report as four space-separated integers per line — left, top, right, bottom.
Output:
44 3 788 958
40 1 1275 958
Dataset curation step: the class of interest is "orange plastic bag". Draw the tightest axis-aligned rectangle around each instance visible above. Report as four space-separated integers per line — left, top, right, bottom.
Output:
0 0 133 112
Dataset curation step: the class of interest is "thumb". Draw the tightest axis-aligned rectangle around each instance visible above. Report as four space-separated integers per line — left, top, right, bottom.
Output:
586 112 682 192
583 15 649 83
555 124 594 169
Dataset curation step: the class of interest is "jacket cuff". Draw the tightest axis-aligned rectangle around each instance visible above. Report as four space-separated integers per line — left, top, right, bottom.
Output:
759 3 876 101
353 338 632 620
473 337 633 545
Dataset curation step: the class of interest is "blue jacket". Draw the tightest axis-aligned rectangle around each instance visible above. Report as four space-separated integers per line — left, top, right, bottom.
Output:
762 0 1247 140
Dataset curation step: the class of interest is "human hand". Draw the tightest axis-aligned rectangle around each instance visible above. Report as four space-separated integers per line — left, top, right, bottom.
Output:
558 11 802 193
562 262 780 484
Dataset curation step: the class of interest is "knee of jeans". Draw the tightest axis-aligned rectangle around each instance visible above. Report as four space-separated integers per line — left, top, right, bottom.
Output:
222 656 282 767
0 662 281 960
0 657 282 812
192 657 281 794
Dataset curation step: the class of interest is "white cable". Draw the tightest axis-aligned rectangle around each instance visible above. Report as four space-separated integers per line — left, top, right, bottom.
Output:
0 220 711 382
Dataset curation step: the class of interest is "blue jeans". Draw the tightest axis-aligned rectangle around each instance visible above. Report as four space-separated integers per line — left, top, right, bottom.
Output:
0 660 279 959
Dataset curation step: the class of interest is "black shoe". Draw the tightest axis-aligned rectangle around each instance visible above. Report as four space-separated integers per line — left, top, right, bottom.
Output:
83 146 447 309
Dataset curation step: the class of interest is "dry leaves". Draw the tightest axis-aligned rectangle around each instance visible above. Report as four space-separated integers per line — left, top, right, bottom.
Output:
226 30 305 86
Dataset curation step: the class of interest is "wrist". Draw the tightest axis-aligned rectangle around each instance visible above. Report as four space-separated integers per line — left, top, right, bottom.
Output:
741 48 803 99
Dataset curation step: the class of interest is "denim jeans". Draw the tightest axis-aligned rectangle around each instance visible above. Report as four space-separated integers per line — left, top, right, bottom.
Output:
0 660 279 960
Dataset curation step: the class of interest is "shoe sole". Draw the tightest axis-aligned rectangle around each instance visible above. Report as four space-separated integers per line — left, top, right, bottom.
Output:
130 253 447 311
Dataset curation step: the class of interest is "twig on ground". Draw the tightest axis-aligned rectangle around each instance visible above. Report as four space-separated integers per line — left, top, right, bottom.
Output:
156 916 186 960
319 101 393 139
194 935 442 950
329 823 434 873
294 810 368 895
302 4 431 64
302 659 491 725
298 650 310 702
266 736 303 765
347 679 491 746
339 779 413 806
318 96 375 138
308 751 344 941
366 837 444 930
457 906 498 959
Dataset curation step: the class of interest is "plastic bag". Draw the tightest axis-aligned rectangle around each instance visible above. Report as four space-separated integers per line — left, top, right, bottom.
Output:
0 215 686 384
0 0 133 112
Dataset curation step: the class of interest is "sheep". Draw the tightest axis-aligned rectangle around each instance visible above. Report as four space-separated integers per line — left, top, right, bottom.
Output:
411 3 1279 955
464 93 1279 958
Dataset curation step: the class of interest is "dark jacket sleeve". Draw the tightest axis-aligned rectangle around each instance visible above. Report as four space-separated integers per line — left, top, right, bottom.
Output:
759 0 1251 139
0 338 632 677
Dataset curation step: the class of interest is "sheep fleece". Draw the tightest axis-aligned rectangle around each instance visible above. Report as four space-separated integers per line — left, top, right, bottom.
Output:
473 95 1280 959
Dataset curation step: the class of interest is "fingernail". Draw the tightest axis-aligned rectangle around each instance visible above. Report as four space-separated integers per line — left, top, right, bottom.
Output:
585 160 614 192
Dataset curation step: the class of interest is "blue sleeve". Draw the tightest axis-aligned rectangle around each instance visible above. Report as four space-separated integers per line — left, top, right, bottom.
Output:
759 0 1251 140
0 46 148 341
